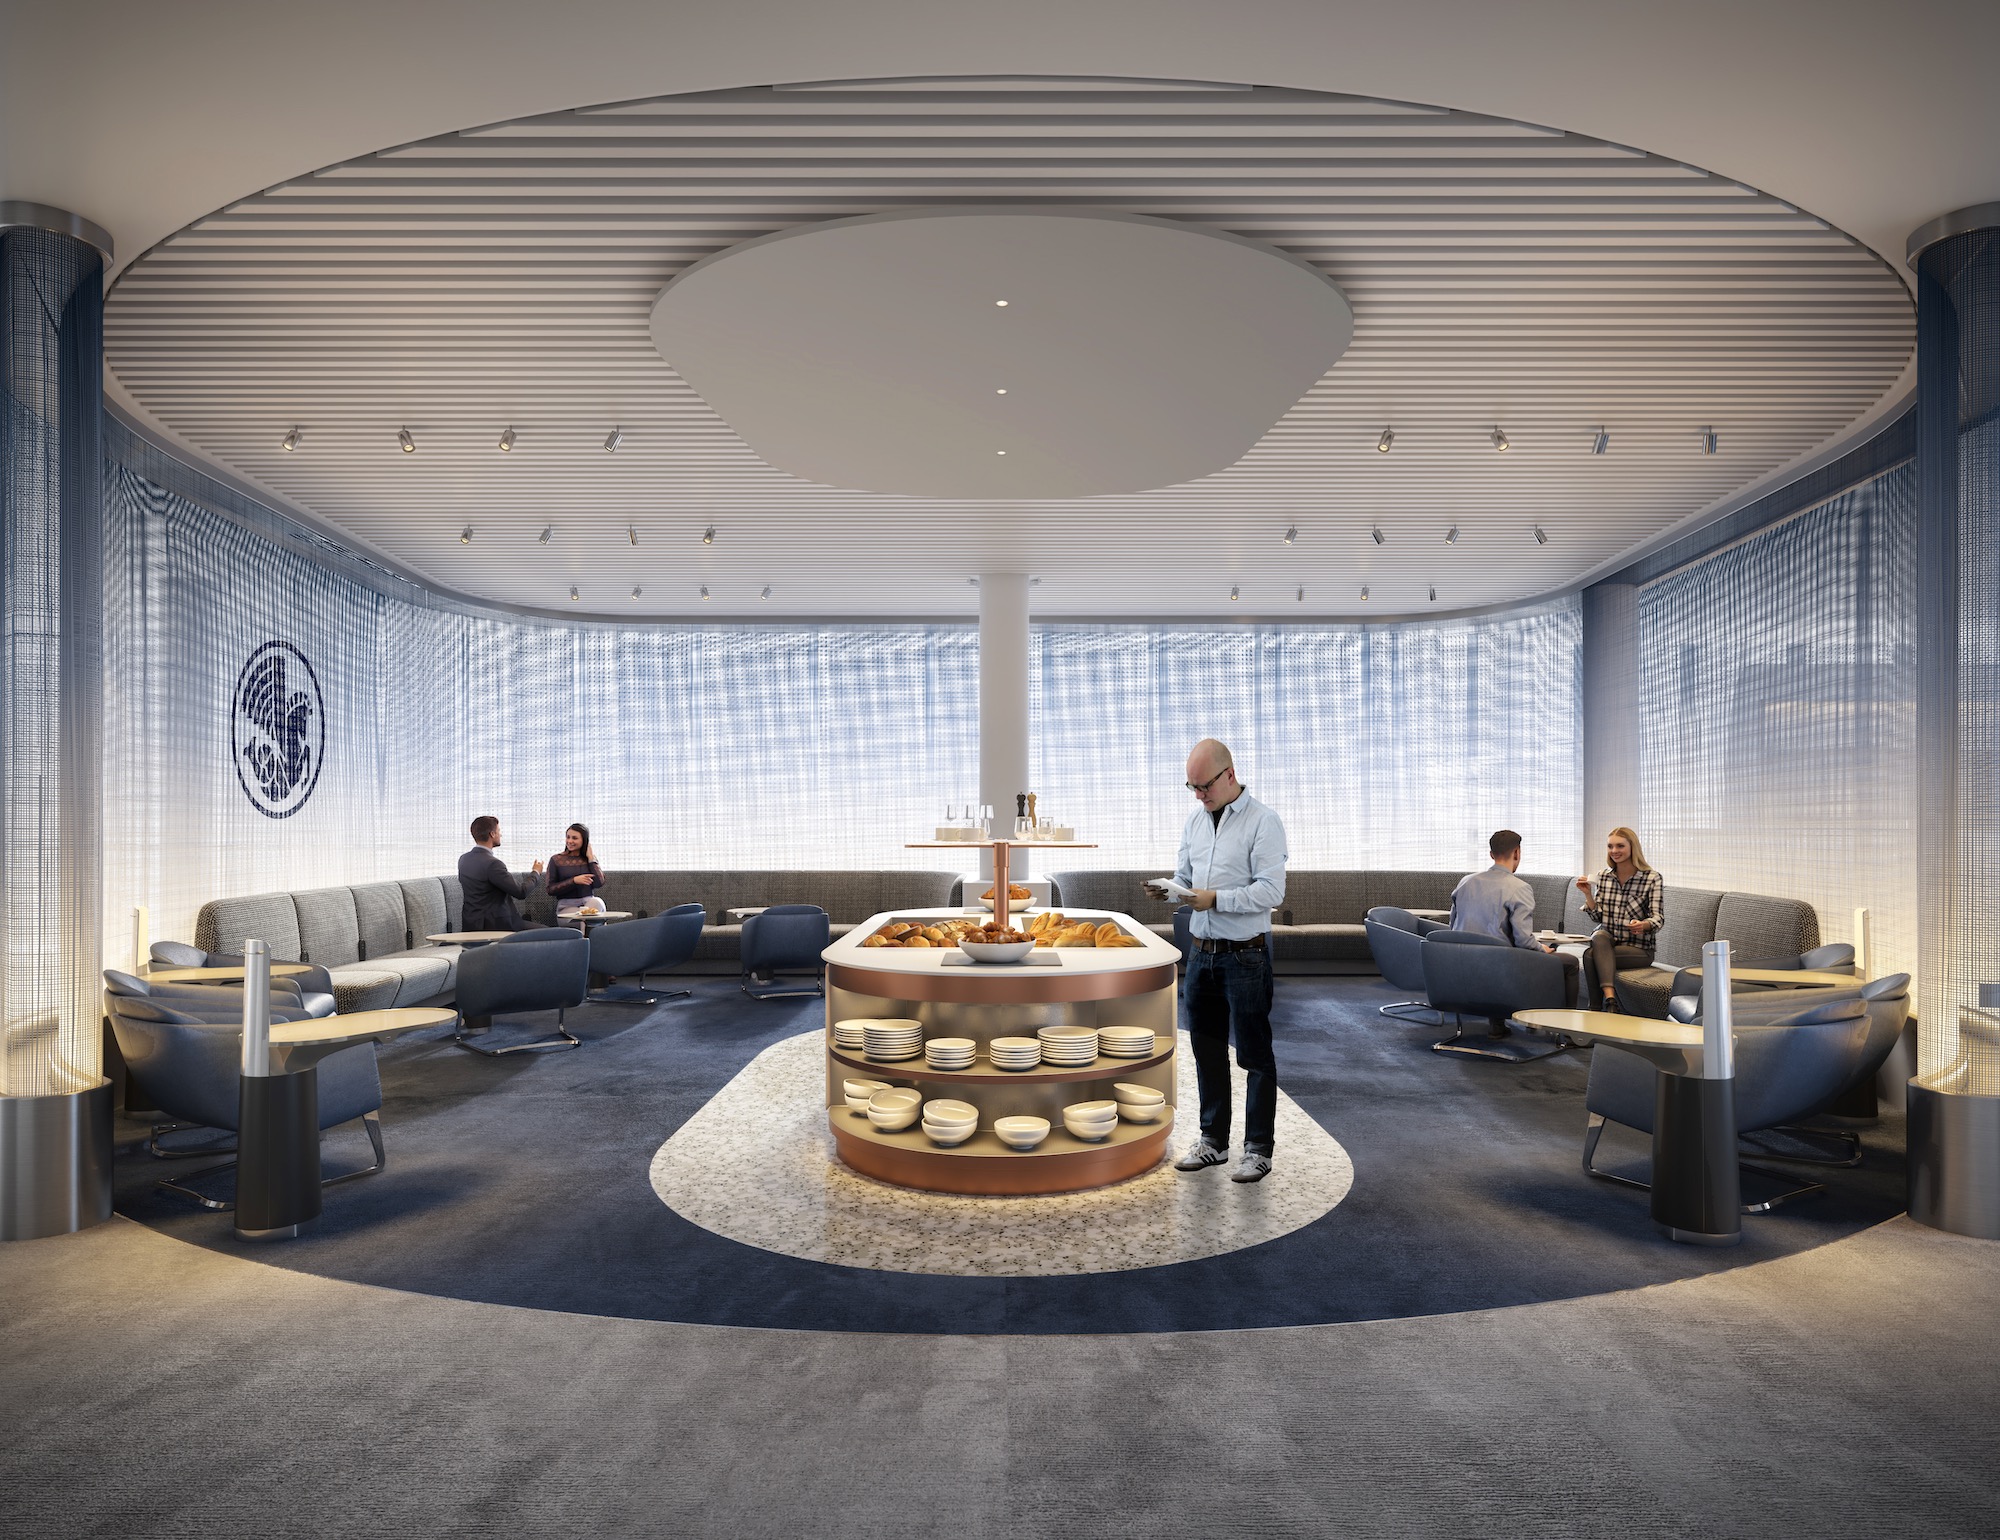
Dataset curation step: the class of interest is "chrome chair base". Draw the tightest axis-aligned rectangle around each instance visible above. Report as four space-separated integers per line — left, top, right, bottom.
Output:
1582 1113 1829 1211
1432 1015 1572 1063
150 1122 237 1160
454 1010 582 1056
741 972 825 1001
1750 1124 1864 1167
1380 1000 1443 1026
155 1113 386 1210
588 976 693 1008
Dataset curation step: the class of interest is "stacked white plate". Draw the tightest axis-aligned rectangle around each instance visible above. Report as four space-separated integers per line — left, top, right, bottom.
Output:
864 1019 924 1060
988 1035 1043 1070
1062 1099 1120 1142
1098 1025 1157 1058
1038 1026 1100 1066
833 1018 873 1050
1113 1082 1168 1123
924 1036 977 1070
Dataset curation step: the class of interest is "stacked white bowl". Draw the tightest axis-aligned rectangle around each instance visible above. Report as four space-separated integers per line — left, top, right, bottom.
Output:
921 1098 979 1146
841 1077 891 1115
1098 1025 1157 1059
924 1036 977 1070
988 1035 1043 1070
1038 1026 1100 1066
866 1087 923 1131
993 1115 1051 1150
833 1018 873 1050
1061 1099 1120 1141
863 1019 924 1061
1113 1082 1168 1123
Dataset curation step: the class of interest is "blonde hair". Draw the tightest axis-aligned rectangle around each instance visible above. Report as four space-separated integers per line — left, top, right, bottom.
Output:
1605 826 1652 872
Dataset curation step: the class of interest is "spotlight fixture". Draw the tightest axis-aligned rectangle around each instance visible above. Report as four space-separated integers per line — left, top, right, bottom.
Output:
630 585 642 600
399 427 416 454
967 577 980 587
1533 525 1549 545
1591 426 1609 455
1230 585 1240 602
1284 525 1298 545
1377 426 1394 453
1296 586 1305 603
1701 426 1719 455
996 388 1008 395
603 426 623 453
1490 426 1510 453
570 585 580 602
498 426 516 453
627 525 639 547
700 584 710 601
1445 525 1459 545
702 525 715 545
459 525 472 544
1429 585 1438 603
1371 526 1386 546
280 426 301 452
996 449 1007 455
1361 586 1370 602
760 585 772 601
994 299 1010 307
538 526 553 544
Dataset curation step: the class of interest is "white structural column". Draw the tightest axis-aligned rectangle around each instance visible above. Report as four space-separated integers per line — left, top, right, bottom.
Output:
978 574 1031 881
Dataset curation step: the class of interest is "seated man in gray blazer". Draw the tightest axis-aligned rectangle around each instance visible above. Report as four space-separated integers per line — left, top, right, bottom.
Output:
458 815 546 932
1449 829 1581 1006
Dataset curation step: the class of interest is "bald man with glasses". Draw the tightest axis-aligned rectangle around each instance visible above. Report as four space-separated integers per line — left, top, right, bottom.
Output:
1155 738 1289 1184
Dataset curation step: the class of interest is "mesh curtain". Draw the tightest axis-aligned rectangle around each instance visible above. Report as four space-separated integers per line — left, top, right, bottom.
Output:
1 229 103 1097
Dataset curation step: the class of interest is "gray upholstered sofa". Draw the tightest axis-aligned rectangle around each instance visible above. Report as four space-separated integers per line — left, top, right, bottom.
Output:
1046 867 1819 1009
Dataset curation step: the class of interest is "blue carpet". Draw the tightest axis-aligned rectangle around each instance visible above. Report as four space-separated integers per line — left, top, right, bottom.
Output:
116 978 1907 1333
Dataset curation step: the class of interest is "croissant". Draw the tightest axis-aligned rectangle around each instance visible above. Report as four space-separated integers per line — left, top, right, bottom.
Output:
1094 922 1121 944
1056 926 1097 947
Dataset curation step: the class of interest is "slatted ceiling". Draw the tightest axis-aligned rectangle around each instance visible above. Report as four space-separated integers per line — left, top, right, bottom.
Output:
104 78 1911 619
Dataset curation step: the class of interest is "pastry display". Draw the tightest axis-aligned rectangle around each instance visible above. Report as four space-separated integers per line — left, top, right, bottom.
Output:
1021 911 1144 948
981 884 1032 901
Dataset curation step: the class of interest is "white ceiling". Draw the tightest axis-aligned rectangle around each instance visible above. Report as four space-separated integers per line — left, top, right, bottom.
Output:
648 209 1355 499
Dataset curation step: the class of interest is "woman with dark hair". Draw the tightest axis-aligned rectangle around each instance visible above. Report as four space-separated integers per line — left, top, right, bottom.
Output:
1575 825 1664 1012
546 822 605 913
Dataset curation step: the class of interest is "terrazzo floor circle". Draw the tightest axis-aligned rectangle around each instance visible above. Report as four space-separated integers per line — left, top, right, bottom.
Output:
649 1030 1354 1275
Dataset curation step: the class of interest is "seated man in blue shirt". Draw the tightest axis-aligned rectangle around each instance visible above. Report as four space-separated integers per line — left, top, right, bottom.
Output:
1449 829 1582 1022
1165 738 1288 1185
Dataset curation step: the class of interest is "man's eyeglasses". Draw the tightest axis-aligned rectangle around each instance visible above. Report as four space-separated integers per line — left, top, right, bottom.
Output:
1186 768 1233 794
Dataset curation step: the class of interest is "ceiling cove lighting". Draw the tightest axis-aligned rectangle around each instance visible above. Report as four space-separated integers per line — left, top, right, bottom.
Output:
702 525 716 544
1445 525 1459 545
1377 426 1394 453
1283 525 1297 545
1490 426 1510 453
498 426 516 453
1591 427 1610 455
538 526 553 544
1370 526 1386 546
570 586 580 602
603 427 623 453
458 525 472 544
1533 525 1549 545
761 585 773 601
399 427 416 454
280 426 301 452
1701 426 1719 455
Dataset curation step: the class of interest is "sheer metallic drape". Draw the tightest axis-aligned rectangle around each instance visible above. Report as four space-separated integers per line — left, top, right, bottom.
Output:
0 229 103 1096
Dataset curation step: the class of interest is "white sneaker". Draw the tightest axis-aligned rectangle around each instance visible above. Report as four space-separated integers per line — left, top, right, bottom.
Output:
1230 1152 1273 1184
1175 1137 1228 1171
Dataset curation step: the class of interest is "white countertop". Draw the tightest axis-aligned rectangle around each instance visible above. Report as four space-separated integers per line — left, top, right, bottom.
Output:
823 907 1179 976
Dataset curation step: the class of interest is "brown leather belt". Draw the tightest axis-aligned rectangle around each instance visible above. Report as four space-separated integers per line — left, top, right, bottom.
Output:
1190 935 1269 954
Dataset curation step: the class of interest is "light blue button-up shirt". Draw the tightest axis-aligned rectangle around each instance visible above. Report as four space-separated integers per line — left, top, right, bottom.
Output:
1174 790 1289 940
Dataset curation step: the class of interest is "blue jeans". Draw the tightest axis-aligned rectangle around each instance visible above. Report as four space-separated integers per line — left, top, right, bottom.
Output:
1182 942 1277 1155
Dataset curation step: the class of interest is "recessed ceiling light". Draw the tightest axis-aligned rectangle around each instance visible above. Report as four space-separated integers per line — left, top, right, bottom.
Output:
569 585 580 602
280 426 301 452
1701 426 1719 455
459 525 472 544
1371 526 1386 546
1533 525 1549 545
702 525 715 544
539 526 553 544
700 584 710 601
995 388 1008 395
761 585 772 600
627 526 639 546
1445 525 1459 545
399 427 416 454
996 449 1007 455
603 426 623 453
994 299 1009 307
1283 525 1298 545
498 426 516 453
1591 427 1609 455
1491 427 1510 453
1229 585 1239 602
1377 426 1394 453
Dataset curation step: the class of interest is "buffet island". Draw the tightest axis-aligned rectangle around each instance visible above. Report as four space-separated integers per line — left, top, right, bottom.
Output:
822 905 1181 1195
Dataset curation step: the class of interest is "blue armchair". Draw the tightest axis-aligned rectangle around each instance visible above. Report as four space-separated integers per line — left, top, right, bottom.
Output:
1420 929 1575 1062
1365 906 1447 1024
587 904 704 1006
740 904 830 999
453 928 590 1055
151 940 338 1016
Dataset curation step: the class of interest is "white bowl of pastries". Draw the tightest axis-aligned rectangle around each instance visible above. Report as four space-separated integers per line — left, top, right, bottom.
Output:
993 1115 1051 1150
866 1087 923 1132
977 884 1035 911
1062 1099 1120 1142
842 1078 891 1114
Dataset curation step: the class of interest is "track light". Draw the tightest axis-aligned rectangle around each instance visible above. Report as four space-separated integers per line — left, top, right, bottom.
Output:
702 525 715 545
1371 526 1386 546
399 427 416 454
280 426 301 452
1491 426 1509 453
1445 525 1459 545
1283 525 1297 545
1591 427 1609 455
570 585 580 602
498 426 516 453
1230 585 1240 602
630 586 642 600
761 585 772 601
604 427 623 453
1377 426 1394 453
1533 525 1549 545
1361 586 1370 601
1701 426 1718 455
459 525 472 544
539 526 553 544
1429 586 1437 603
700 585 710 601
627 526 639 547
1296 586 1304 603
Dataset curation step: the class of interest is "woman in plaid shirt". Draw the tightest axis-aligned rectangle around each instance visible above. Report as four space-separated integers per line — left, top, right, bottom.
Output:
1575 826 1663 1012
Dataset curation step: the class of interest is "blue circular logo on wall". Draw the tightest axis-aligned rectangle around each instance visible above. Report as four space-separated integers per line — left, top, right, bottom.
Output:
231 641 326 819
